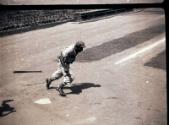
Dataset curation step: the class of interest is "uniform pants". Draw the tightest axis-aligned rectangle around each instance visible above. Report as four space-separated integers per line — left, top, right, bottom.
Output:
51 60 72 85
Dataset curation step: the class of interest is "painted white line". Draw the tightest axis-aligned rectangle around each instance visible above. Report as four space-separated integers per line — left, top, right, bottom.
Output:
34 98 51 105
115 37 165 65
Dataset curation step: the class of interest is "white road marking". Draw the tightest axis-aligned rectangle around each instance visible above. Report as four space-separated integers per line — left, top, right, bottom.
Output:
34 98 51 105
115 37 165 65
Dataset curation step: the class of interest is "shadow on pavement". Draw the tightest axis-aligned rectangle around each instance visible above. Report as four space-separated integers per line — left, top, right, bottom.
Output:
76 22 165 62
49 83 101 95
0 99 16 117
65 83 101 95
144 50 166 70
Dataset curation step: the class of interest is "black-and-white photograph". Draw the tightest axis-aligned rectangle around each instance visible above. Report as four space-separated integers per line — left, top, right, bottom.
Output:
0 8 166 125
0 0 164 5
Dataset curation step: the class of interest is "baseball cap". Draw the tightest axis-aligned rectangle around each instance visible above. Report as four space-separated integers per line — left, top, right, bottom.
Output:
76 41 86 48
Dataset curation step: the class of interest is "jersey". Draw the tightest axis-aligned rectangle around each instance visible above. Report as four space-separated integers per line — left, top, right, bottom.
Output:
60 44 77 64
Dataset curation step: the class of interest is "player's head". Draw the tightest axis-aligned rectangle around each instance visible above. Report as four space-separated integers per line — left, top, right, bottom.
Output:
75 41 85 48
75 41 85 53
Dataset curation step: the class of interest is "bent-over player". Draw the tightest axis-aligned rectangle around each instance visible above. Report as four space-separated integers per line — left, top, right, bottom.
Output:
46 41 85 96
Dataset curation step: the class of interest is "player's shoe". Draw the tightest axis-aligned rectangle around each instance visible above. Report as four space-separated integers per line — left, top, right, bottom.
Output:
57 84 66 96
46 78 51 89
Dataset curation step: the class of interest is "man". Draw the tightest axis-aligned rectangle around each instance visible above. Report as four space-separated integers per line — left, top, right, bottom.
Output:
46 41 85 96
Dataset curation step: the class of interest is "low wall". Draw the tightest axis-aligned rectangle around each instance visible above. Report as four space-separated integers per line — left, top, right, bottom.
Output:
0 9 133 36
74 8 133 21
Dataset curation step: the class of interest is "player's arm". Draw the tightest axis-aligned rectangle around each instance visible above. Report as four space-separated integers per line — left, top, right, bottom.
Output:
62 45 75 64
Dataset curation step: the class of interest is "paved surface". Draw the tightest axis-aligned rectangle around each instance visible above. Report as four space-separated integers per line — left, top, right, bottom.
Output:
0 0 163 5
0 9 166 125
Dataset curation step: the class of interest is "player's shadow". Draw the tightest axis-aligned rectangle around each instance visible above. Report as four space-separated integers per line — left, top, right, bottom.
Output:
0 99 16 117
64 83 101 95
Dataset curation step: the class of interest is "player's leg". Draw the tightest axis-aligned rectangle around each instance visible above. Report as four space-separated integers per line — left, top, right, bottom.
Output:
57 64 73 96
57 77 72 96
57 82 67 96
46 68 63 89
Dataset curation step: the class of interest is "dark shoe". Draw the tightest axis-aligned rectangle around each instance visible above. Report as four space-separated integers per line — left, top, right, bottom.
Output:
57 85 66 96
46 78 51 89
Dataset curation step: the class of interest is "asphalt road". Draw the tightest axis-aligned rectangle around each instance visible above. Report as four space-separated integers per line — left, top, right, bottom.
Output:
0 9 166 125
0 0 163 5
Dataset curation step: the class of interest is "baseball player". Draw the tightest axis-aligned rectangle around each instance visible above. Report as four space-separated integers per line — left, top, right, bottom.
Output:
46 41 85 96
